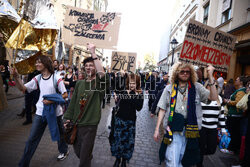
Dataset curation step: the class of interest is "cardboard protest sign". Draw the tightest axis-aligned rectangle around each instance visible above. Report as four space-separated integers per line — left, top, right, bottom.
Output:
179 19 236 72
111 51 137 73
62 6 121 49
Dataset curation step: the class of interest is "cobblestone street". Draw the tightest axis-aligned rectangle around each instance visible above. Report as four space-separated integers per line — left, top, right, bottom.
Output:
0 87 239 167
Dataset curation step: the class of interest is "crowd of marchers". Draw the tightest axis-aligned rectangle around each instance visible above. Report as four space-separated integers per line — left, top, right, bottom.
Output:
2 43 249 167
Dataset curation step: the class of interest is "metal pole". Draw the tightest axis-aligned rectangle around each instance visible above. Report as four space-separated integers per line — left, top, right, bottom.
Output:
171 48 175 66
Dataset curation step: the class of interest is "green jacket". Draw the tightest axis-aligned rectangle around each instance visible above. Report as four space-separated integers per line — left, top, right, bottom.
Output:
64 74 109 126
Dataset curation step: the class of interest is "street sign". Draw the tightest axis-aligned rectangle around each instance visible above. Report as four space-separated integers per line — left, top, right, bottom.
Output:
179 19 236 72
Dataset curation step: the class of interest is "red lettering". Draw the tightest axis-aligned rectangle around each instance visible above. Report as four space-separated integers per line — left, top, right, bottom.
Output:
102 23 109 30
92 23 102 30
192 44 201 61
212 49 220 65
180 41 230 70
200 46 209 62
185 42 194 59
206 48 214 64
224 53 230 65
180 40 189 58
220 52 226 65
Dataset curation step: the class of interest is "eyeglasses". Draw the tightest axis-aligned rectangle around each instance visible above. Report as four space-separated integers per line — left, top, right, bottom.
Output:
179 70 191 75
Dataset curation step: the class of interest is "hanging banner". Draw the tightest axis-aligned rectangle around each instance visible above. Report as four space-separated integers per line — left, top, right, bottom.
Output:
111 51 137 73
62 6 121 49
179 19 236 72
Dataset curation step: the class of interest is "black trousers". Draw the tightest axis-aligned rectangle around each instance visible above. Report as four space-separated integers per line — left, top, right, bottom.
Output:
3 78 8 93
25 90 39 122
243 117 250 167
227 116 242 153
148 90 156 111
197 127 217 167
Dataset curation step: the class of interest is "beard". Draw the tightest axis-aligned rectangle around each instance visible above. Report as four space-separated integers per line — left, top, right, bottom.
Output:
178 76 190 82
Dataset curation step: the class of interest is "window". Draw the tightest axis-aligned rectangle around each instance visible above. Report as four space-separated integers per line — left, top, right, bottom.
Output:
203 3 209 24
221 8 231 23
221 0 232 23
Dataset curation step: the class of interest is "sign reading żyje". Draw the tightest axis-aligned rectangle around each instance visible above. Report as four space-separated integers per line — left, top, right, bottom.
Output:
179 19 236 72
62 6 121 49
111 51 137 73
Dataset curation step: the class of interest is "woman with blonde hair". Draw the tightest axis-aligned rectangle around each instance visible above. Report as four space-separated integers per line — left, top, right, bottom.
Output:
111 73 144 167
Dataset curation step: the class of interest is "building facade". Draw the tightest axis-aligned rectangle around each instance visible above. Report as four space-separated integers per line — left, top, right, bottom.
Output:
161 0 250 80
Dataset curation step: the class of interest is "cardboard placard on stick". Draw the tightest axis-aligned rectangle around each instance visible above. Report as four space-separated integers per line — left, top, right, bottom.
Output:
111 51 137 73
62 6 121 49
179 19 236 72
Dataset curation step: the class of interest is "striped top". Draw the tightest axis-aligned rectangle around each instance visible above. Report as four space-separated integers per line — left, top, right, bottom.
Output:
201 96 226 133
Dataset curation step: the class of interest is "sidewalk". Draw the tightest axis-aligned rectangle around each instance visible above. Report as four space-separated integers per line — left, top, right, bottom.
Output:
6 86 24 100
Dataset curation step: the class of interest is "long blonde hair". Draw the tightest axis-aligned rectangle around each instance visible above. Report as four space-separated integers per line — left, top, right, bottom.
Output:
170 62 198 84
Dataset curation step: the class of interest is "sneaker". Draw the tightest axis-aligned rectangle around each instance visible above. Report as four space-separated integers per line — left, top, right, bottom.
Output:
57 150 69 161
220 149 234 155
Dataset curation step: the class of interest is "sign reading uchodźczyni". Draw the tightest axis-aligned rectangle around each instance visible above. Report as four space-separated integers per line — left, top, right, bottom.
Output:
62 6 121 49
111 51 137 73
179 19 236 72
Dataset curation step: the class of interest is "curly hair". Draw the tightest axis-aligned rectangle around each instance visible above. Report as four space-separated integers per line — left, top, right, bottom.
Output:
170 62 198 84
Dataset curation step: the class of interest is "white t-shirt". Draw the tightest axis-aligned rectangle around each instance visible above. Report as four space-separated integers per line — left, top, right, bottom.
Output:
24 74 66 116
55 70 66 79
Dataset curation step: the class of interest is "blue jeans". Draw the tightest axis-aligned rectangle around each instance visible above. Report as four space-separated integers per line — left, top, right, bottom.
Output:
165 132 187 167
18 115 68 167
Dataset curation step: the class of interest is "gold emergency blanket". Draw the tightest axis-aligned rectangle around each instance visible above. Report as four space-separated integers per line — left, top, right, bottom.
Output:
15 51 41 75
0 17 18 42
5 19 57 51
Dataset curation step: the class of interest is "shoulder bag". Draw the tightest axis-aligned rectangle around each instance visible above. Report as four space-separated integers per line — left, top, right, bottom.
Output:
64 81 95 144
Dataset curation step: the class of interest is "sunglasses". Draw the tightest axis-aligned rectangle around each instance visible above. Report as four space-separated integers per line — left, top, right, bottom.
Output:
179 70 191 75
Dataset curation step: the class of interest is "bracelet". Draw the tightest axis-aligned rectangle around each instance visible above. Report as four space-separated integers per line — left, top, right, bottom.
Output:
207 80 215 86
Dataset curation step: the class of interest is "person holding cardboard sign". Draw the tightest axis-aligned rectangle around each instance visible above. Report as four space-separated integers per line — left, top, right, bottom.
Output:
63 43 109 167
154 62 217 167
